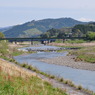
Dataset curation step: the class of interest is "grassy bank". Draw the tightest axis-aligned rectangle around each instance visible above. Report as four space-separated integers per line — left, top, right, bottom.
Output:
0 41 36 61
70 46 95 63
0 41 67 95
18 63 94 95
0 41 24 59
0 66 66 95
55 39 86 44
0 57 94 95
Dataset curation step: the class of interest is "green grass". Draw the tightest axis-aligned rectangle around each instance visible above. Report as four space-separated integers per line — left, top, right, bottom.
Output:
55 39 86 44
70 46 95 63
78 54 95 63
12 50 24 56
64 39 86 44
0 71 67 95
55 39 63 43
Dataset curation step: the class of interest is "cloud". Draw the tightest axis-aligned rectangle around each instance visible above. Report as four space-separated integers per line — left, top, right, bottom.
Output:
78 17 94 22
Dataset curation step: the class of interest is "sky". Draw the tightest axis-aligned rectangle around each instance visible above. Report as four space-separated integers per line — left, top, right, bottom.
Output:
0 0 95 27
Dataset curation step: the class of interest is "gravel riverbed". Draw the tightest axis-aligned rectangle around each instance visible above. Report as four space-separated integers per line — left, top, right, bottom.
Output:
39 55 95 71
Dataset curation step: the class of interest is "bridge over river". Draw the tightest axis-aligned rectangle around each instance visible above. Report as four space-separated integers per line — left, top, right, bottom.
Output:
0 37 86 45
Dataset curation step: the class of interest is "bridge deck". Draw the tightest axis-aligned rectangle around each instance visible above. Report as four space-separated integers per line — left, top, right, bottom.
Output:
0 37 86 41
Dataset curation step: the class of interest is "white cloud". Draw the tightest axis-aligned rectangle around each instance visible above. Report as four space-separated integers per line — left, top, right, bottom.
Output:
78 17 94 22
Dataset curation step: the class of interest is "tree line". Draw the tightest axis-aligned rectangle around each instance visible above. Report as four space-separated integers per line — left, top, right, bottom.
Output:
40 23 95 40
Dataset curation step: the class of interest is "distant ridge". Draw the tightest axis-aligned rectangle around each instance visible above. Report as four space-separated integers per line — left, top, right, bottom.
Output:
0 26 13 32
3 18 86 38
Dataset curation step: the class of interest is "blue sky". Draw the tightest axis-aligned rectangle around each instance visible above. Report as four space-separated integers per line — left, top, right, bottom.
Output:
0 0 95 27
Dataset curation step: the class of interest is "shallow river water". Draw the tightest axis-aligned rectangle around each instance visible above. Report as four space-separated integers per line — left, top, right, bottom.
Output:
14 46 95 92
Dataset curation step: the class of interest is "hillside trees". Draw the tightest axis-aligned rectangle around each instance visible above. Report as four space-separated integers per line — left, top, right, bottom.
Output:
40 28 68 38
72 29 83 37
72 23 95 37
86 31 95 40
0 32 9 58
57 32 67 38
0 32 5 38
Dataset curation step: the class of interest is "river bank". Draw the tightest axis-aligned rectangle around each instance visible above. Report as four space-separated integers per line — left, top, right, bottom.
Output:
49 42 95 47
3 43 95 94
0 58 37 77
0 58 92 95
0 59 69 95
39 54 95 71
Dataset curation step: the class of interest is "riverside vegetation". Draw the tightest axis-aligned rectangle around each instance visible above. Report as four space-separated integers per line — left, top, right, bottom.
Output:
0 69 67 95
0 40 67 95
0 34 95 95
0 59 67 95
17 63 95 95
68 43 95 63
50 39 95 63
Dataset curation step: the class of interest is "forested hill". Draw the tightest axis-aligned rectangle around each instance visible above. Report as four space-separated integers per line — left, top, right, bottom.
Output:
40 22 95 39
3 18 86 38
71 22 95 37
72 22 95 34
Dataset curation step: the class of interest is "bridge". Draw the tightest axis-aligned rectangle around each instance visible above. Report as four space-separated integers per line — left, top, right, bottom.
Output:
0 37 86 45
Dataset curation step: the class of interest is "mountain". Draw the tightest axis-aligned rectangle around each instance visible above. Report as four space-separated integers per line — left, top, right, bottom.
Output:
3 18 87 38
0 26 13 33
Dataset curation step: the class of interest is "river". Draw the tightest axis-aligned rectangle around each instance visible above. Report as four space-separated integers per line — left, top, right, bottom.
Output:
14 45 95 92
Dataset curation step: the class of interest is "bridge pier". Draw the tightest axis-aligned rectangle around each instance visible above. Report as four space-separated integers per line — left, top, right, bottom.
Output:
15 40 17 44
31 40 33 45
48 40 50 44
41 40 44 44
63 39 66 43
